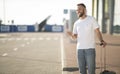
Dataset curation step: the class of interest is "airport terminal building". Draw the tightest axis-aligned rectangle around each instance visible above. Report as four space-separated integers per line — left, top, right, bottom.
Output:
63 0 120 35
93 0 120 34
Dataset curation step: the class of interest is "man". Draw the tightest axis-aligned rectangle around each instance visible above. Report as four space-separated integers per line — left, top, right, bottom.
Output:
67 3 107 74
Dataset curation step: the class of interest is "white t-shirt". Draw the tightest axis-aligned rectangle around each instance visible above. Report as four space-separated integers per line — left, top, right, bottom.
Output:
73 15 99 49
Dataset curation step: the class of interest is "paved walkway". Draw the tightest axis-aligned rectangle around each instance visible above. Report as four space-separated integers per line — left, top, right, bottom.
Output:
0 33 8 38
0 33 62 74
63 34 120 74
0 33 120 74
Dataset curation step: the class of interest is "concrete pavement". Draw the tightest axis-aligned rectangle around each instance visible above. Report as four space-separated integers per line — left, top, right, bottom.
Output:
0 33 120 74
0 33 63 74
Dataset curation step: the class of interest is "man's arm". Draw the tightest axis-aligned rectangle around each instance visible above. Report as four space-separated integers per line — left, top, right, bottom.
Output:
66 31 77 40
95 28 107 47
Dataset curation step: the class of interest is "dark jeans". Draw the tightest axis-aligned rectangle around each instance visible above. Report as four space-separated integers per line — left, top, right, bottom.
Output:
77 48 96 74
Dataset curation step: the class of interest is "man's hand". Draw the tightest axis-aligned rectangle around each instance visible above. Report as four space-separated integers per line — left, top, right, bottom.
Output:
66 30 77 40
66 30 72 36
100 40 107 48
95 28 107 47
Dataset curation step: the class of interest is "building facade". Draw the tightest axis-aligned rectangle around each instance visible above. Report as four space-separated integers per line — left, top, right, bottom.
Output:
93 0 120 34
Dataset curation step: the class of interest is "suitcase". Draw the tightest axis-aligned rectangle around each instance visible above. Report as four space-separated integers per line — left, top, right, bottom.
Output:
100 70 116 74
99 44 116 74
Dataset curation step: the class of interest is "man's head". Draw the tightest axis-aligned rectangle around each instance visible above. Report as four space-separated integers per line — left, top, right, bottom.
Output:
76 3 86 18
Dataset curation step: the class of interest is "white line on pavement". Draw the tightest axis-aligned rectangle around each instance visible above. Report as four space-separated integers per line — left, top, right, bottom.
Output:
26 42 30 45
13 48 18 51
38 37 44 40
16 38 22 41
24 38 29 40
46 37 51 40
31 38 36 41
21 44 25 47
60 35 65 74
0 37 61 41
54 37 58 40
2 53 8 56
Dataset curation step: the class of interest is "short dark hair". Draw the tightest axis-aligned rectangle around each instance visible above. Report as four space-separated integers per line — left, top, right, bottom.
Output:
77 3 86 8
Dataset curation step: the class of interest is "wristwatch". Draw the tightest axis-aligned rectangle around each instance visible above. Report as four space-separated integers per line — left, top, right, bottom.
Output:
100 40 104 46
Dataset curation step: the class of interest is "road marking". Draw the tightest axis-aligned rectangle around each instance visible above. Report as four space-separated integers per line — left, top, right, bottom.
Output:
60 35 65 74
38 37 44 40
13 48 18 51
46 37 51 40
21 44 25 47
31 38 36 41
16 38 22 41
26 42 30 45
2 53 8 56
0 37 61 41
54 37 58 40
24 38 29 40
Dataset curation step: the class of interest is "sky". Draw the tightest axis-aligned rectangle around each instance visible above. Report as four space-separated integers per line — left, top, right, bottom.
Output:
0 0 92 25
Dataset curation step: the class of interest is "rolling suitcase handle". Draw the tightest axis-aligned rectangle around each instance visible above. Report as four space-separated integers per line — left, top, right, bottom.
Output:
100 44 106 72
100 43 116 74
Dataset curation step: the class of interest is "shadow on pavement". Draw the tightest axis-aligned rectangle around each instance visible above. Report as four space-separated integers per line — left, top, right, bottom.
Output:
63 67 101 72
63 67 79 72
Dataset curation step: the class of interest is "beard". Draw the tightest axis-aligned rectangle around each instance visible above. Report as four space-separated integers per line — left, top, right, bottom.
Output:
79 13 84 17
78 10 85 17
